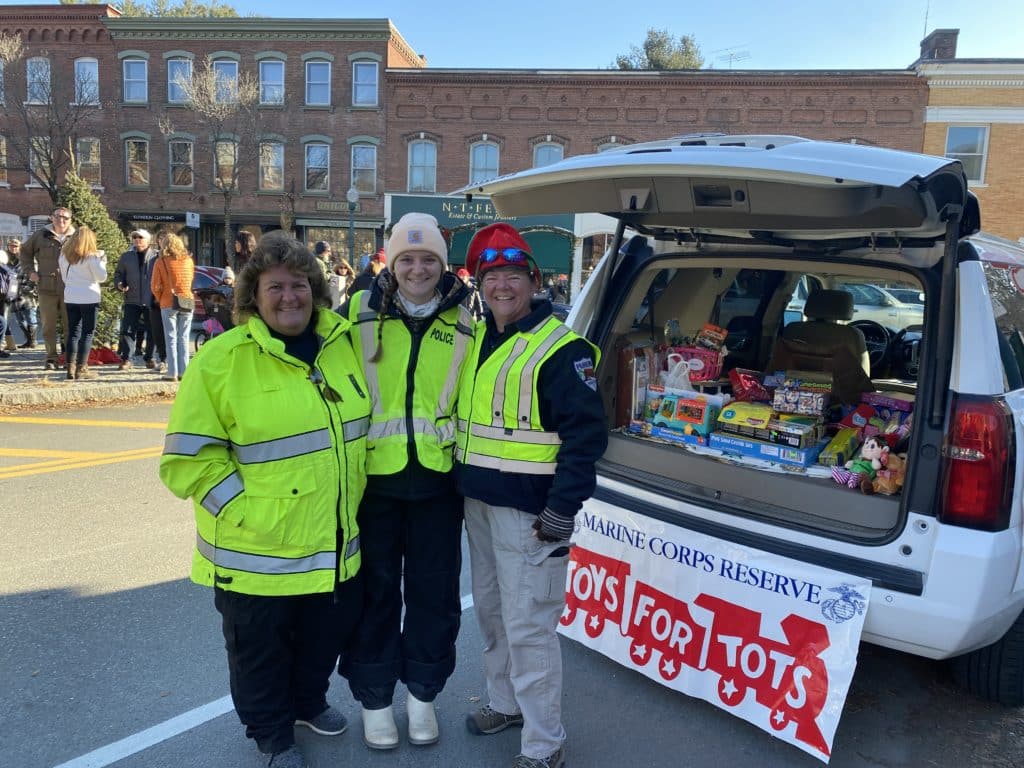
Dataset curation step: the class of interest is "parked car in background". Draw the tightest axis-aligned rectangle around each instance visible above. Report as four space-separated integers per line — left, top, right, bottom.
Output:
886 286 926 306
786 277 925 330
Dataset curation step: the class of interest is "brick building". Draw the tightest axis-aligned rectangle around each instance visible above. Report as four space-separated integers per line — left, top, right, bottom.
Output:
0 5 423 265
915 29 1024 244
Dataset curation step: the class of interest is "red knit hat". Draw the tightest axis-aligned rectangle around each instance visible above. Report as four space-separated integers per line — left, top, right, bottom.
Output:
372 247 387 265
465 223 536 278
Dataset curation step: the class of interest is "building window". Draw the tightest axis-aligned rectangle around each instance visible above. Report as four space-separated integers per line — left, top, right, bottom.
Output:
533 143 563 168
259 141 284 191
214 140 237 188
213 60 238 103
352 61 378 107
29 136 51 182
470 142 499 185
945 126 989 184
305 61 330 106
76 138 101 185
305 143 329 191
26 57 50 104
408 140 436 193
169 140 194 188
351 144 376 195
122 59 147 103
0 136 8 184
259 60 284 105
167 58 192 104
125 138 149 186
74 58 99 105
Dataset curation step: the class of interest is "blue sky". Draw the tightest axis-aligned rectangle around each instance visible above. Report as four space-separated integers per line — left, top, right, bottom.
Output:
6 0 1021 69
222 0 1018 69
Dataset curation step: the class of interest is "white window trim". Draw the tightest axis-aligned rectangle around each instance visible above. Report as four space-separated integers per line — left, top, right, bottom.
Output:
407 139 437 193
73 58 100 106
122 58 148 104
944 124 990 185
212 60 239 104
258 59 285 105
166 58 192 105
469 141 499 185
351 60 378 107
350 143 377 195
304 60 331 106
304 142 330 192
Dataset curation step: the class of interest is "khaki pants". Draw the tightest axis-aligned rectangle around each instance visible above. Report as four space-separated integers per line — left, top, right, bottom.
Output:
464 498 569 760
38 291 68 362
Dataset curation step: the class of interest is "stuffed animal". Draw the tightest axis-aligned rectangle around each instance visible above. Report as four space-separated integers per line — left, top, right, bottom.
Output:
831 435 889 494
873 453 907 495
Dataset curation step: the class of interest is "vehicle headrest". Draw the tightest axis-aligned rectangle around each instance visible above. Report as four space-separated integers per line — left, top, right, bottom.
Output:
804 290 854 322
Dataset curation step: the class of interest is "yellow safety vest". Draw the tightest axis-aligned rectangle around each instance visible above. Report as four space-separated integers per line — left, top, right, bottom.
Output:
159 309 370 597
456 315 599 475
349 292 474 475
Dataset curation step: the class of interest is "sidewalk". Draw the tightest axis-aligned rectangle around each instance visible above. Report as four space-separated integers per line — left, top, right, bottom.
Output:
0 347 178 409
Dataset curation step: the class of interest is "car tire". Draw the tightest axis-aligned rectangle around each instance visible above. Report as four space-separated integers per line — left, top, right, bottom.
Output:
950 610 1024 706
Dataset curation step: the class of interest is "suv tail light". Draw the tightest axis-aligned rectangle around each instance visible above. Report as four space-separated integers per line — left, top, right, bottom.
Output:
939 394 1015 531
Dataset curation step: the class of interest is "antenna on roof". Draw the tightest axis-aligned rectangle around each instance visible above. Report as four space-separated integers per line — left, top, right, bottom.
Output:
711 46 751 69
923 0 931 38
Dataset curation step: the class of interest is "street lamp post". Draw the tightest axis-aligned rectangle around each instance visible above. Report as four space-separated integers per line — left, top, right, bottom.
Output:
346 185 359 265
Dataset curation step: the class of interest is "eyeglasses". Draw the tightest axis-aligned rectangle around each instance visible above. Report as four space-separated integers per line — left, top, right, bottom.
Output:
132 236 145 239
53 215 71 220
479 248 528 263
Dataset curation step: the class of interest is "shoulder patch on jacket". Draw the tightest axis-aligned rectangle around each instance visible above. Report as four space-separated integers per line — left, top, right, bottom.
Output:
573 356 597 391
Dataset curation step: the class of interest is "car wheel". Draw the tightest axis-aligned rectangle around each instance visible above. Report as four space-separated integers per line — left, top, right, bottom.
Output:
950 610 1024 705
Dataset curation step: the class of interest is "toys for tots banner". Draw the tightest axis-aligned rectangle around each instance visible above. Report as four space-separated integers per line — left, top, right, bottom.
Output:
557 505 871 762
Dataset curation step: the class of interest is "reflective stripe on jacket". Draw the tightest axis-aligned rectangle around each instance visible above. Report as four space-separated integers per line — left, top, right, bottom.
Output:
456 314 599 475
349 291 474 475
159 309 370 597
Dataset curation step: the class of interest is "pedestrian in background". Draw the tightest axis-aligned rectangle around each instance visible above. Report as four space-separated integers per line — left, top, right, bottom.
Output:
58 226 107 381
0 247 16 359
234 230 256 272
340 212 473 750
457 223 607 768
159 232 371 768
346 248 386 298
328 257 353 311
6 238 38 350
457 267 484 320
145 233 167 372
150 233 194 383
114 229 157 370
23 207 74 370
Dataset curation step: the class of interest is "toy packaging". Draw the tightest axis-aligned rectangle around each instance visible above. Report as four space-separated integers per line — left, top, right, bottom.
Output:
817 427 862 467
768 417 822 449
717 402 775 441
617 345 654 428
728 368 770 402
772 370 833 416
710 432 826 468
646 385 725 436
696 322 728 350
862 390 915 414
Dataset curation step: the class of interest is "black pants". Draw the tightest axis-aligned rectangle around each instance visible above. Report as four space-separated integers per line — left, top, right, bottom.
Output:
147 301 165 362
215 580 362 755
65 302 98 367
117 303 149 361
340 490 464 708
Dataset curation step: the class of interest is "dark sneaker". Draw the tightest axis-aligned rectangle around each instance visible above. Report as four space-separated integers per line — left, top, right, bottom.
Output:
267 745 306 768
466 705 524 736
295 706 348 736
118 360 131 370
145 359 156 369
512 746 565 768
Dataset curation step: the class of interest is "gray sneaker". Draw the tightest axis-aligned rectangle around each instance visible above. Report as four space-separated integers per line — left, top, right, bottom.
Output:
466 705 524 735
512 746 565 768
295 706 348 736
267 745 306 768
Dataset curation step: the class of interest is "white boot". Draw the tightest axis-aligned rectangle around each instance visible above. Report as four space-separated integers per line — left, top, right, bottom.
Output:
361 706 399 750
406 692 439 746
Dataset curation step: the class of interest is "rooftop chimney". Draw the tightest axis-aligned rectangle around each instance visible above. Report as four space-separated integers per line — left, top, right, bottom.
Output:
919 29 959 62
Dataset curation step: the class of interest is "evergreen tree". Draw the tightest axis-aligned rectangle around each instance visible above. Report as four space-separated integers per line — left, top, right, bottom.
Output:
57 171 131 346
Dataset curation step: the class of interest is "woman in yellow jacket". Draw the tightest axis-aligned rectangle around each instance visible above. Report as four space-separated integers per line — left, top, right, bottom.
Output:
159 233 371 768
340 213 474 750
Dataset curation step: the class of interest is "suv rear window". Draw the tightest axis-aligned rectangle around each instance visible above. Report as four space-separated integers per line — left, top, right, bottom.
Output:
981 262 1024 391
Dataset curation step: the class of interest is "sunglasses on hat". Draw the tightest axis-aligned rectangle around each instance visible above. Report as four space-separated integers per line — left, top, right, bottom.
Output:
480 248 528 263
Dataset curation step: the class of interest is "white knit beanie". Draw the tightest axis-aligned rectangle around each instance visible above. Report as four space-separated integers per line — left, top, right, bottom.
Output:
386 213 448 268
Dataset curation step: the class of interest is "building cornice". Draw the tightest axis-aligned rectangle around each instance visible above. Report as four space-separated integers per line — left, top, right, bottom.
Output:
916 62 1024 78
104 17 394 41
386 68 921 89
927 78 1024 88
387 21 424 69
926 106 1024 124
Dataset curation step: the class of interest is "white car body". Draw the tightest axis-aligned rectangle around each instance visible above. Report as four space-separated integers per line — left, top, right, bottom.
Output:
465 134 1024 704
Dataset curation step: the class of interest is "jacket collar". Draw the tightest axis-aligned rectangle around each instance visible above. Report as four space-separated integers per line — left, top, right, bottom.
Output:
365 270 470 317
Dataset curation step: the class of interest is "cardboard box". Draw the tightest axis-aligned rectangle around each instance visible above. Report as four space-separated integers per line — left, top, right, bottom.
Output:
717 402 775 441
627 421 708 447
616 345 653 427
709 432 825 468
862 391 915 414
817 427 862 467
767 418 821 449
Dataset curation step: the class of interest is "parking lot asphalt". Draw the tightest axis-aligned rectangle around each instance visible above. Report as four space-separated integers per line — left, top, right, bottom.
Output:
0 346 178 408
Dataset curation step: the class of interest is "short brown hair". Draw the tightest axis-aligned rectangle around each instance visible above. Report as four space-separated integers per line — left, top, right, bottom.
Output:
233 231 330 326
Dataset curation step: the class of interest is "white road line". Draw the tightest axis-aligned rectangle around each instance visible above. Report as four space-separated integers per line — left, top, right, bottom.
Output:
52 593 476 768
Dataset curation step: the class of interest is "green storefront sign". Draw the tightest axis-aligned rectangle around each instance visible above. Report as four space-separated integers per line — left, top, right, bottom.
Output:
388 194 575 274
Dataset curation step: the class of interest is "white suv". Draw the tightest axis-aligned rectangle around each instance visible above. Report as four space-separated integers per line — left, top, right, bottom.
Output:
467 135 1024 704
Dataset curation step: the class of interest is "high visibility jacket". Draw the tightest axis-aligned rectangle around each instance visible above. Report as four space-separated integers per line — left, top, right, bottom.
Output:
456 314 599 475
159 309 370 597
349 290 474 475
